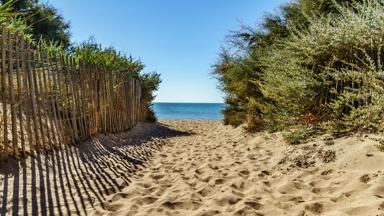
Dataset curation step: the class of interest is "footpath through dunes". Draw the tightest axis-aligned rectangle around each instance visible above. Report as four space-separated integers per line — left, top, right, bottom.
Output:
96 121 384 216
2 121 384 216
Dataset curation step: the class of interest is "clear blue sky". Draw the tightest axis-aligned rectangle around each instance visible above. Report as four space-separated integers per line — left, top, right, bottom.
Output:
47 0 288 103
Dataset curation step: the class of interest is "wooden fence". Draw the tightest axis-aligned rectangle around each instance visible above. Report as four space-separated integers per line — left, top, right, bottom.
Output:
0 29 143 159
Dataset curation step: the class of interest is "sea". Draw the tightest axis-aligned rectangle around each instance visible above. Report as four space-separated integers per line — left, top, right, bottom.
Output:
153 103 225 120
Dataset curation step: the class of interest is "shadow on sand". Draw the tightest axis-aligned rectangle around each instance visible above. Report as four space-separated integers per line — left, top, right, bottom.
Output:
0 122 192 215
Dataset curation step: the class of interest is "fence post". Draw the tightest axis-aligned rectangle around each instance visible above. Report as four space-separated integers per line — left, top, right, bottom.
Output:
15 35 26 156
7 30 19 157
1 28 8 159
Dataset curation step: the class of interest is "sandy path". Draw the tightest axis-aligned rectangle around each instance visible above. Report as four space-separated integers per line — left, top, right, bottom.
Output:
2 120 384 215
97 121 384 216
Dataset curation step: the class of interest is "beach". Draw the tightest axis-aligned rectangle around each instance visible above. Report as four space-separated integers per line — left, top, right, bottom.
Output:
1 120 384 215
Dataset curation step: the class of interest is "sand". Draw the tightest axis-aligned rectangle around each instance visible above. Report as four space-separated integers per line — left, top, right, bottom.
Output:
1 120 384 215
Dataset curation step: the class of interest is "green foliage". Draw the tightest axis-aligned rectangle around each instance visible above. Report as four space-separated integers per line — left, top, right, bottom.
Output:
37 39 66 56
0 0 32 38
259 46 317 130
27 3 71 48
222 103 245 127
140 72 161 122
285 125 315 145
215 0 383 139
1 0 71 47
377 138 384 152
71 37 144 77
284 0 384 133
0 0 18 23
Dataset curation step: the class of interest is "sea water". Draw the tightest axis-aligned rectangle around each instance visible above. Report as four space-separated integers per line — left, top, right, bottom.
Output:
153 103 225 120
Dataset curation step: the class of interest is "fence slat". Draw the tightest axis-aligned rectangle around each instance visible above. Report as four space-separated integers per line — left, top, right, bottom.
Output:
67 56 79 143
44 51 60 148
15 35 26 156
60 55 75 144
21 37 33 155
35 51 50 151
1 29 8 159
40 51 55 149
26 42 40 152
7 31 18 157
52 54 68 146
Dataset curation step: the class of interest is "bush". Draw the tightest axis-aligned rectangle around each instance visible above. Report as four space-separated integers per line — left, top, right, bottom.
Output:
259 47 317 130
285 125 316 145
377 138 384 152
285 0 384 133
258 0 384 135
223 108 245 127
215 0 384 138
140 72 161 122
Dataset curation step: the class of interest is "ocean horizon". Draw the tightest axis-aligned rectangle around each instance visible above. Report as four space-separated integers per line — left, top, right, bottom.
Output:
153 102 225 120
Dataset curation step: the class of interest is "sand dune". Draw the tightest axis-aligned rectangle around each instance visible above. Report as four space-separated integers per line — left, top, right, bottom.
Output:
1 120 384 215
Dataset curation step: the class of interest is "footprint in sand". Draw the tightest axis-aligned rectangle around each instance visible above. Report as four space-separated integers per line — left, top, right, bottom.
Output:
244 201 262 210
195 209 221 216
154 187 166 196
142 196 158 204
146 186 159 194
305 202 324 214
150 173 165 181
231 178 245 190
215 190 243 206
197 185 214 197
161 200 187 210
110 192 130 202
258 170 270 178
107 203 124 212
214 178 225 185
239 169 250 177
312 187 321 194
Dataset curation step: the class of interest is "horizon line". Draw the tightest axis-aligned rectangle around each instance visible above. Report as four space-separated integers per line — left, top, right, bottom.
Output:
153 101 225 104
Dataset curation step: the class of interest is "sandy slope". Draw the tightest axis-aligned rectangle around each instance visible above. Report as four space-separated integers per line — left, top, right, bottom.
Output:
94 121 384 216
1 120 384 215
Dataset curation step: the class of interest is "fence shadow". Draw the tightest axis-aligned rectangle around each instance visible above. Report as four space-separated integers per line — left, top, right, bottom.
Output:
0 122 192 215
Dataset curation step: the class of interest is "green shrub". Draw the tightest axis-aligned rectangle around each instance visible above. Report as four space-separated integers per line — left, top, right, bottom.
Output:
285 125 315 145
140 72 161 122
286 0 384 133
377 138 384 152
259 0 384 134
259 46 317 130
0 0 32 39
215 0 384 135
223 107 245 127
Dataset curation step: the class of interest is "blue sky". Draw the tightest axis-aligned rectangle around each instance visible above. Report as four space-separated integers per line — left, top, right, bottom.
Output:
47 0 288 103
